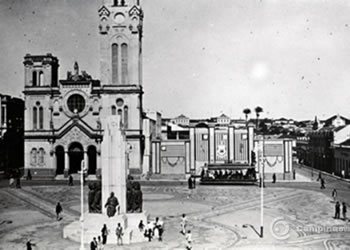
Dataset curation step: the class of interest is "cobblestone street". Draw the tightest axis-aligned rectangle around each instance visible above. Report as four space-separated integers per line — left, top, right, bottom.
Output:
0 166 350 249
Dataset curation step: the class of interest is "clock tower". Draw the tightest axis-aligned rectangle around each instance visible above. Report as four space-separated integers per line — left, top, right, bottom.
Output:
98 0 144 173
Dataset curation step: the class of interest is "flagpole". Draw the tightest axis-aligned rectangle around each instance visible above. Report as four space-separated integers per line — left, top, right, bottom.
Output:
80 160 85 250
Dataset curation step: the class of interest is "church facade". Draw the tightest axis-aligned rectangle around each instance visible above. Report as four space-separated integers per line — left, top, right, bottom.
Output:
23 0 144 179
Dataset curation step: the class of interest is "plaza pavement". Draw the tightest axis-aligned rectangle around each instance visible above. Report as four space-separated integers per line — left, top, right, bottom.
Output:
0 165 350 249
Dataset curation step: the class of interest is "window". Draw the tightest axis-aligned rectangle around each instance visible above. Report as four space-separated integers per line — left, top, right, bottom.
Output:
30 148 37 165
1 105 6 125
116 98 124 107
39 71 44 86
38 148 45 165
124 106 128 129
111 105 116 115
112 43 119 84
39 107 43 129
33 107 37 129
32 71 37 86
121 43 128 84
67 94 86 113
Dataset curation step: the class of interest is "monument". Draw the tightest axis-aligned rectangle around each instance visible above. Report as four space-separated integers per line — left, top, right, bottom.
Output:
63 116 148 245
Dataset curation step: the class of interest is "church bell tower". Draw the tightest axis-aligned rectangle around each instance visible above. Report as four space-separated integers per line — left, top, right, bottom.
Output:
98 0 144 173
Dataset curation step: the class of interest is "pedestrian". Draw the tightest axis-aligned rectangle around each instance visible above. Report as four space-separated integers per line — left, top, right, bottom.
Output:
154 217 164 241
26 170 32 180
343 202 347 221
144 220 153 241
116 223 123 246
332 189 337 201
188 176 192 189
317 171 322 181
293 169 296 180
97 236 103 250
9 176 15 187
335 201 340 219
185 230 192 250
272 173 276 183
68 175 74 186
90 237 97 250
101 224 108 245
138 220 145 232
26 240 36 250
341 170 345 179
180 214 187 235
16 176 21 189
320 178 325 189
56 202 63 220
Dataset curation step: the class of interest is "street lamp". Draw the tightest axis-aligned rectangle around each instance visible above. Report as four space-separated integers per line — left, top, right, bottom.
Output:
260 137 265 238
79 159 87 250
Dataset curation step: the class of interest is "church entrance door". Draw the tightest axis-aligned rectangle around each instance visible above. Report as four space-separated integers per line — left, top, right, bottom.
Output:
68 142 84 174
55 146 65 175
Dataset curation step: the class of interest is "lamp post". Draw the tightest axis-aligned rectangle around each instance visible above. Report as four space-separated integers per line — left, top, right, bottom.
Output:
260 136 265 238
80 159 86 250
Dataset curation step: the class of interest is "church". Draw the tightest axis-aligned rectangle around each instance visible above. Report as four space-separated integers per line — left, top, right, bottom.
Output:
23 0 145 179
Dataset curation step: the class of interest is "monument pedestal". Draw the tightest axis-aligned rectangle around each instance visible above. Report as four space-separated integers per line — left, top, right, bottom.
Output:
63 212 149 245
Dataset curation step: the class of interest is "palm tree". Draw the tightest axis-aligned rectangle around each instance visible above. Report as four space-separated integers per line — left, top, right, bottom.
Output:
243 108 251 125
254 106 263 131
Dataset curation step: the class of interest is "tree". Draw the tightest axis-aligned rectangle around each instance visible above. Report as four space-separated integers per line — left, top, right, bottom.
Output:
254 106 263 131
243 108 251 125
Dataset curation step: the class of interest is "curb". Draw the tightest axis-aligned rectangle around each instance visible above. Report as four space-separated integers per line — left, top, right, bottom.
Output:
296 164 350 184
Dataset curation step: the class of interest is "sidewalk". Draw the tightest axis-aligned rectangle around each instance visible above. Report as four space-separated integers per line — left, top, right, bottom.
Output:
296 163 350 184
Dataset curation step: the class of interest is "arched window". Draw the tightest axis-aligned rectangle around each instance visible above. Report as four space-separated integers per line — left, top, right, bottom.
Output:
32 71 37 86
111 105 117 115
112 43 119 84
39 107 43 129
39 71 44 86
121 43 128 84
33 107 37 129
38 148 45 165
30 148 37 165
124 106 128 129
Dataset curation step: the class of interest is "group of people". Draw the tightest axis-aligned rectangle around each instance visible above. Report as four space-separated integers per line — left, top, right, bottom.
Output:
90 223 123 249
140 217 164 242
332 189 347 221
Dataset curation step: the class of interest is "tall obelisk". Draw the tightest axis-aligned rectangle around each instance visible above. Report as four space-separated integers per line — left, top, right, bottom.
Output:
101 116 127 214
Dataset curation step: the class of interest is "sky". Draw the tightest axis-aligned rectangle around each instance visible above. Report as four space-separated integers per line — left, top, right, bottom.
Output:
1 0 350 121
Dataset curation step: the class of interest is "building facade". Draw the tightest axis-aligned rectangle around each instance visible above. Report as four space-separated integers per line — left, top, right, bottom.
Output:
23 0 144 179
0 94 24 176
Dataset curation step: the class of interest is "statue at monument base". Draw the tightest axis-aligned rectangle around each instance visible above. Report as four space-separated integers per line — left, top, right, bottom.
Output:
105 192 120 217
88 182 102 213
126 180 143 213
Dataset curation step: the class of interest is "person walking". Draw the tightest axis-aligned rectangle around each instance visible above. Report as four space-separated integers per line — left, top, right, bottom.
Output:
90 237 97 250
320 178 325 189
332 189 337 201
101 224 108 245
116 223 123 246
180 214 187 235
56 202 63 221
97 236 103 250
138 220 145 232
342 202 347 221
26 240 36 250
144 221 154 242
68 175 74 186
272 173 276 183
26 170 32 180
335 201 341 219
185 230 192 250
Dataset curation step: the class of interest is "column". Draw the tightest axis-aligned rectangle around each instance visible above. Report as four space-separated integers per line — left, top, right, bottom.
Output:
248 125 254 166
189 127 195 172
96 142 101 177
209 127 215 163
64 149 69 177
84 150 88 173
229 126 234 163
